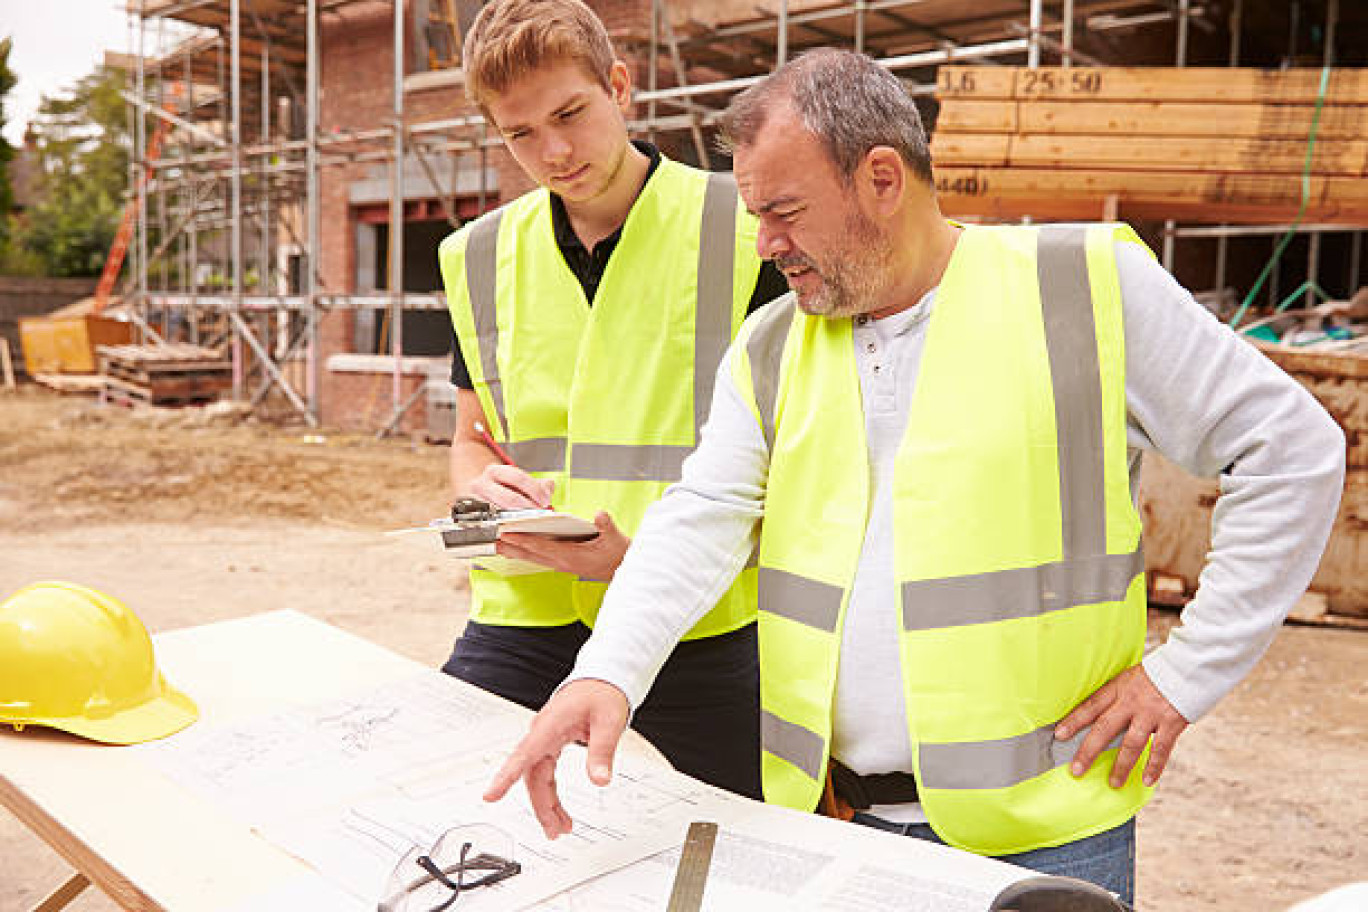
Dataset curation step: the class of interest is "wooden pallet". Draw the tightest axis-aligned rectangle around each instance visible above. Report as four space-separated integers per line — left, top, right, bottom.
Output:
932 65 1368 225
95 344 231 407
32 372 108 395
97 343 229 378
100 374 230 408
1140 343 1368 624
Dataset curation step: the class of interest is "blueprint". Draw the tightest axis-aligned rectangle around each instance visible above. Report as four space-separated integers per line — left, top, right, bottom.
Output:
138 669 1029 911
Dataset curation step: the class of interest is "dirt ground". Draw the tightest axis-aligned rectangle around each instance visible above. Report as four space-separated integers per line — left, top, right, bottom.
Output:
1 387 1363 911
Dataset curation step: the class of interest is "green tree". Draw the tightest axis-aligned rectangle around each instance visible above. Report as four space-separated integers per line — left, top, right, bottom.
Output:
0 36 18 249
14 64 134 277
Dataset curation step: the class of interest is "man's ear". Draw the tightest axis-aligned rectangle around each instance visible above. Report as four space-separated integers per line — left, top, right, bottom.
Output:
609 60 632 110
860 146 906 217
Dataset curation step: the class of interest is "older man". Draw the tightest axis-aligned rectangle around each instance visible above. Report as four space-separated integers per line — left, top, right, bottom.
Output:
483 50 1345 903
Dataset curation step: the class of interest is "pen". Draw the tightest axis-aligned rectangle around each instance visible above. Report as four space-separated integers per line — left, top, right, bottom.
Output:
474 421 517 467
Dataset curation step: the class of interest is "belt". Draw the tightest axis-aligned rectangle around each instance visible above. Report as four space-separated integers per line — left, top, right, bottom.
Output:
819 758 920 821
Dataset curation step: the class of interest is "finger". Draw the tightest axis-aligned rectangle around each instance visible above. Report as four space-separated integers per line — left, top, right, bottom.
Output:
1141 717 1187 787
593 511 619 536
525 756 572 838
1055 681 1115 742
471 475 542 510
1070 709 1128 778
485 748 532 803
585 704 626 786
492 465 556 509
1107 719 1155 788
497 536 571 573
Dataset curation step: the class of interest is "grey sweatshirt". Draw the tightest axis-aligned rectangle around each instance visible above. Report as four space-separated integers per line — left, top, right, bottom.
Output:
569 239 1346 808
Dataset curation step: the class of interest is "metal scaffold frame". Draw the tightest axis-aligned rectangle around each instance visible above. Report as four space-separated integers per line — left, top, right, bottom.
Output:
120 0 1362 431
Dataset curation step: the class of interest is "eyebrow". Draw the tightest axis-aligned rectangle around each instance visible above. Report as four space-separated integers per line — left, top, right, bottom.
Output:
500 92 589 134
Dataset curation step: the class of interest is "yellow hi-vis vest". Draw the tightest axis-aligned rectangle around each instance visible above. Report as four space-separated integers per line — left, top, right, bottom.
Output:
731 222 1153 855
440 157 762 638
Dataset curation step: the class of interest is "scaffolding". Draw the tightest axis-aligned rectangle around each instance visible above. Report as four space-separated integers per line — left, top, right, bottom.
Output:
120 0 1364 431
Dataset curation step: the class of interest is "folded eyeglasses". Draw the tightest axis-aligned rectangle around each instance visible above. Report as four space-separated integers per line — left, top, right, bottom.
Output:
378 824 521 912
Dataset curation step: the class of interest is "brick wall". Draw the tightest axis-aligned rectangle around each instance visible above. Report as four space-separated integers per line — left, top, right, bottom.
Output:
320 359 436 436
315 0 652 432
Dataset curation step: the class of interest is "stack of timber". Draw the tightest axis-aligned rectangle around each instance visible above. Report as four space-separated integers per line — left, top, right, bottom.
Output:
932 66 1368 224
97 343 231 407
1141 337 1368 629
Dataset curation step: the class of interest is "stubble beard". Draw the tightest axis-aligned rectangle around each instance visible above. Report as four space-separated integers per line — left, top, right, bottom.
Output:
791 208 894 319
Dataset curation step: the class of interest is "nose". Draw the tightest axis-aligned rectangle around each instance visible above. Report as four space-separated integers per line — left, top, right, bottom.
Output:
756 220 790 262
542 129 572 165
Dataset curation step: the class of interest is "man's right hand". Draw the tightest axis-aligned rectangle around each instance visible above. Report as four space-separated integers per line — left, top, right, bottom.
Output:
465 463 555 510
483 679 630 839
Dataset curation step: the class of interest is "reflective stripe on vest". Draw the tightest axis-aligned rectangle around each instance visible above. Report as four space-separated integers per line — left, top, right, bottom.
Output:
761 708 1124 792
744 222 1149 855
447 159 761 637
463 171 742 477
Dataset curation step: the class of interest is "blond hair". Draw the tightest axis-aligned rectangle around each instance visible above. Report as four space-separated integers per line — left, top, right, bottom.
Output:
463 0 616 110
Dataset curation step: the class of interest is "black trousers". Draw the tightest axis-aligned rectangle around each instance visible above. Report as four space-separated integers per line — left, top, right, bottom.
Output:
442 619 762 800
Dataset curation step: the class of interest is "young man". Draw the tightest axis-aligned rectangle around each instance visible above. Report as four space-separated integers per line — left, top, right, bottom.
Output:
483 50 1346 902
437 0 785 799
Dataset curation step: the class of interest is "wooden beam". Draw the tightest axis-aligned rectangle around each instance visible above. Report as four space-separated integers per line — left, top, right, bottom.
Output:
932 166 1368 224
932 133 1368 177
935 99 1368 141
937 65 1368 104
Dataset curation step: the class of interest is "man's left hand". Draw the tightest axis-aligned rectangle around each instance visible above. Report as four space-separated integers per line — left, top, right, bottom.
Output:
1055 665 1190 788
496 511 629 581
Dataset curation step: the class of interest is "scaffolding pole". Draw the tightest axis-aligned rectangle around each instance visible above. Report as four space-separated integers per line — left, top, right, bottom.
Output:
126 0 1352 440
389 0 407 423
307 0 321 423
231 0 244 399
136 1 148 339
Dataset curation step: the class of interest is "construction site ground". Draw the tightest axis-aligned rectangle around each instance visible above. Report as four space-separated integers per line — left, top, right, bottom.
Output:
0 387 1362 911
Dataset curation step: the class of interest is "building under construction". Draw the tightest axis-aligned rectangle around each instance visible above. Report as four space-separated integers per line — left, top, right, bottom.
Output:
115 0 1367 436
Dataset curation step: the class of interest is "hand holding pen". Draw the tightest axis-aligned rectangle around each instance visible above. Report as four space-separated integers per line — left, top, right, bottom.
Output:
466 421 625 580
466 421 555 510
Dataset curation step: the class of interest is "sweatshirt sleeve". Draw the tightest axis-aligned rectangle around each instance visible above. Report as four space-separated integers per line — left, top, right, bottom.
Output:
1119 241 1346 722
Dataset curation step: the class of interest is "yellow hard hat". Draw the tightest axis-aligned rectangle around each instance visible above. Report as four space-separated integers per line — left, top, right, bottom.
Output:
0 581 198 744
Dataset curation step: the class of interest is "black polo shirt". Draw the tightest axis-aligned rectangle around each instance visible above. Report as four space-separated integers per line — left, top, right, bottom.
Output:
448 141 788 387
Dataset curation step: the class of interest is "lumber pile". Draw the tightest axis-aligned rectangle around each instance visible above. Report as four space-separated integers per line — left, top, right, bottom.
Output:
97 343 231 407
931 66 1368 224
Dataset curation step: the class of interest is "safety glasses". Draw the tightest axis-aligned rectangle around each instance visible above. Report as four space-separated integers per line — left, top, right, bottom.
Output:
377 824 521 912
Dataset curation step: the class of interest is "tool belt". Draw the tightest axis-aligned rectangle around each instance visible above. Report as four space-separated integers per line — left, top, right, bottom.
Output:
818 757 920 822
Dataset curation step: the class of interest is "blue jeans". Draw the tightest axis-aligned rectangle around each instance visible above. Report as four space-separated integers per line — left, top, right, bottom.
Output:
852 814 1136 905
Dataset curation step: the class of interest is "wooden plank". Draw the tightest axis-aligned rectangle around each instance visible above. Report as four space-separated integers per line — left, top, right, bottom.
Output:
929 133 1010 166
1256 342 1368 382
101 374 229 406
935 99 1368 141
940 195 1364 225
936 66 1017 99
31 373 106 394
32 873 90 912
1141 449 1368 620
992 134 1368 177
932 166 1368 224
0 337 14 390
936 66 1368 104
932 99 1018 134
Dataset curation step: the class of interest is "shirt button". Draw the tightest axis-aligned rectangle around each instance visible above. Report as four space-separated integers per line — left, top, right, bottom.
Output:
866 342 876 353
872 364 882 373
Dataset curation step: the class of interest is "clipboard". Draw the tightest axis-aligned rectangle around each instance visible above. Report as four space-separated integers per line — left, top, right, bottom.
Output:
390 497 599 564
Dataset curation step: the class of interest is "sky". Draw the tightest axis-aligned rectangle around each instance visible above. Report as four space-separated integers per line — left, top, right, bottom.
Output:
2 1 131 145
